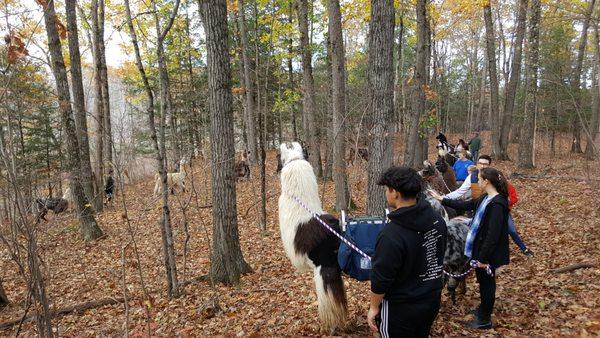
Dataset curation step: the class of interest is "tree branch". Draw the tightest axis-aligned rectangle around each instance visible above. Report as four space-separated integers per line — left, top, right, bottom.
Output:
159 0 182 41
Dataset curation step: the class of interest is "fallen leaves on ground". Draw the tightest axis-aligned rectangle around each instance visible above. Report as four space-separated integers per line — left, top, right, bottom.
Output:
0 132 598 336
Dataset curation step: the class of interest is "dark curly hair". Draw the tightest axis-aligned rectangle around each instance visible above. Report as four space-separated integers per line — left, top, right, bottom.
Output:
377 166 423 198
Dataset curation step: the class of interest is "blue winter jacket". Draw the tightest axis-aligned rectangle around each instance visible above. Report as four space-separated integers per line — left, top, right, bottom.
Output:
453 159 474 181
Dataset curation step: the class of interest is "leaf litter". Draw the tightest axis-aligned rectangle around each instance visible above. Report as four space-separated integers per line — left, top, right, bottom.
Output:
0 133 598 336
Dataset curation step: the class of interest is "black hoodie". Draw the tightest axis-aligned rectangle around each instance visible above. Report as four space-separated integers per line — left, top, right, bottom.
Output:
370 197 447 303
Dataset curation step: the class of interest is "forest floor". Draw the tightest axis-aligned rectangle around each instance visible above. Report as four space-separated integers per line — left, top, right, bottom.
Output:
1 132 599 337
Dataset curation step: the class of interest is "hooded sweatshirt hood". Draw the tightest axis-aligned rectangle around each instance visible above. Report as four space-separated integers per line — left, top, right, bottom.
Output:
388 197 438 233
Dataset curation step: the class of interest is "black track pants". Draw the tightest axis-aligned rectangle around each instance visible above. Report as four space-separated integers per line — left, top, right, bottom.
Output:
377 298 441 338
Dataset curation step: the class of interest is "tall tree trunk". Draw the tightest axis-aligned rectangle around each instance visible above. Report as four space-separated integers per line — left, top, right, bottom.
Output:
124 0 178 297
323 33 333 181
403 0 426 169
483 3 501 158
475 59 487 132
571 0 596 153
66 0 99 212
499 0 528 160
327 0 349 211
394 15 404 135
153 0 181 298
518 0 541 168
296 0 322 177
200 0 251 284
185 13 203 155
43 0 103 241
91 0 104 211
237 0 258 163
287 5 298 140
98 0 112 170
585 25 600 159
367 0 395 215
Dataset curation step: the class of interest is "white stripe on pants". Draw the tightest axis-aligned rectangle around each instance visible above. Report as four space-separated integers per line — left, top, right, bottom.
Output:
379 299 389 338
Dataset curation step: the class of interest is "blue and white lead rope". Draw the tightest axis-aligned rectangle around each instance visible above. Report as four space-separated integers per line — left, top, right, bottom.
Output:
288 193 493 278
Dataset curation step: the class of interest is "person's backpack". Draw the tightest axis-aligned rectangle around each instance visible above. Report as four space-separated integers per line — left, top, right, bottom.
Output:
337 211 387 281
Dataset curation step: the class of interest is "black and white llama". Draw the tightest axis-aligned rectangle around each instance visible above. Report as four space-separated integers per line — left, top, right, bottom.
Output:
278 141 347 332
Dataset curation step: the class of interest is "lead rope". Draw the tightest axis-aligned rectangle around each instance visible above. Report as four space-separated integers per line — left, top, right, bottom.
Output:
287 193 493 278
288 194 372 261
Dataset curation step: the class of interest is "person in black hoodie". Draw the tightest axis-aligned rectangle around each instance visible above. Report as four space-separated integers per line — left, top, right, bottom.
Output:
433 167 510 330
368 166 447 337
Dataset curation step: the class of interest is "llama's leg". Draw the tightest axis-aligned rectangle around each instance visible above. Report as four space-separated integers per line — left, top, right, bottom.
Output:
38 208 48 221
458 277 467 295
447 277 458 304
153 177 161 195
313 266 347 333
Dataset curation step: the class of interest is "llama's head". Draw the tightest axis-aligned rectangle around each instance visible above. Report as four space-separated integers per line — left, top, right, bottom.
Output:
419 160 437 178
179 158 189 174
435 156 449 173
279 141 308 169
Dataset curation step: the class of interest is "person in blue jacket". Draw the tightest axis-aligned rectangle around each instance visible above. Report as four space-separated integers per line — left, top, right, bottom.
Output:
453 149 474 184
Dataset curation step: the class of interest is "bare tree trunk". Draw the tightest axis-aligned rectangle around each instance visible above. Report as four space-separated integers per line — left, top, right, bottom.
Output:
518 0 541 168
43 0 103 241
296 0 322 177
124 0 178 297
585 25 600 159
185 13 203 155
98 0 112 170
287 12 298 141
499 0 528 160
367 0 395 215
497 5 509 86
237 0 258 163
327 0 349 211
403 0 426 169
153 0 181 298
483 3 501 158
571 0 596 153
394 15 404 135
91 0 104 211
200 0 252 284
475 59 487 131
323 33 333 181
66 0 99 213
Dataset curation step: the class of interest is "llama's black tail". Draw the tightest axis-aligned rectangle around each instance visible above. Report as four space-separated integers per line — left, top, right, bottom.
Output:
314 265 347 332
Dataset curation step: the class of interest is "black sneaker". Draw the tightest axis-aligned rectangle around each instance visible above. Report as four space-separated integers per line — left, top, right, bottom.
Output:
465 317 492 330
523 248 534 257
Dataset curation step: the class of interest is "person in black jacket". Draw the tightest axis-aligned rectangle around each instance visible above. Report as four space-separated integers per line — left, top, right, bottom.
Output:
432 167 510 330
104 170 115 206
368 166 447 337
